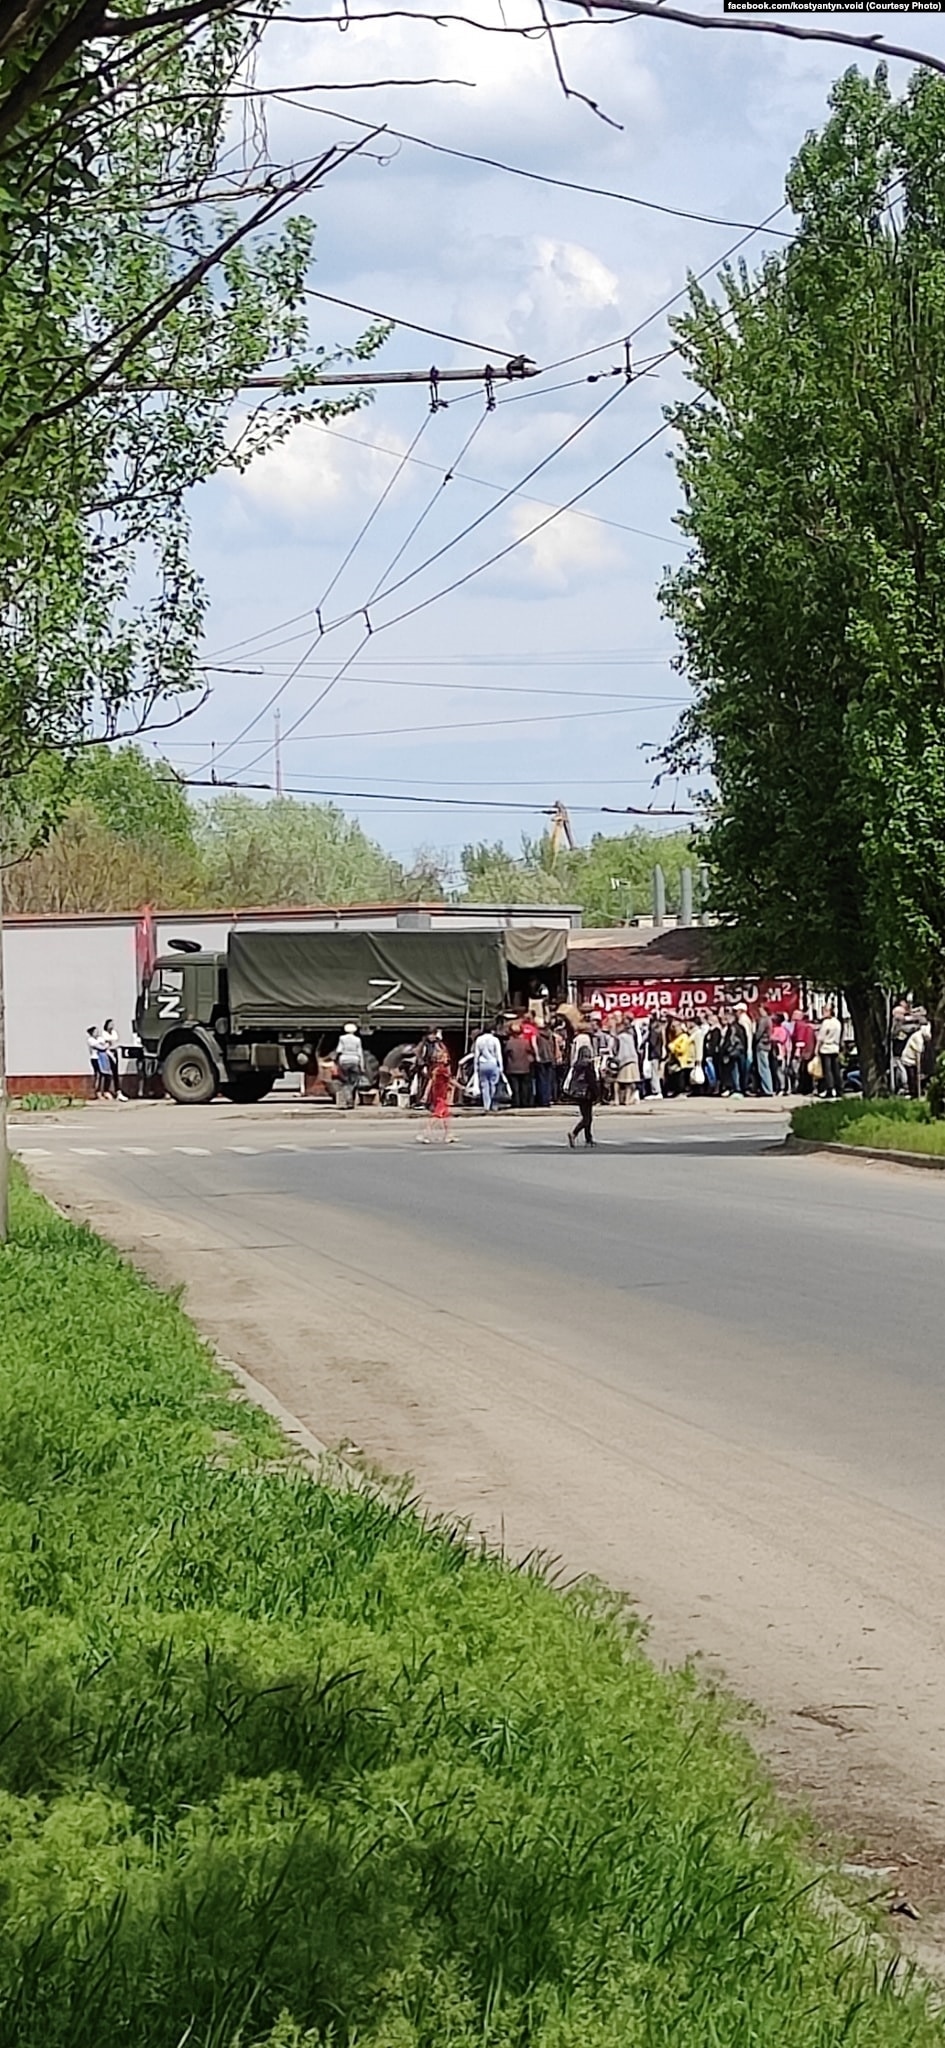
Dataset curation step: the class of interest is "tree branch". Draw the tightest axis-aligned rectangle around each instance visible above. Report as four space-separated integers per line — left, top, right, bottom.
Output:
0 138 372 469
99 0 245 34
572 0 945 83
0 0 48 59
0 1 106 154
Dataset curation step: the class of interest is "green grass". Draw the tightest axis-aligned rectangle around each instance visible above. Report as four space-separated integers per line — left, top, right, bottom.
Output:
0 1169 940 2048
9 1093 83 1112
791 1097 945 1154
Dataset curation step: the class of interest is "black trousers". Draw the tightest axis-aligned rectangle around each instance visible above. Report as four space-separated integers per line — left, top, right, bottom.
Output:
509 1072 533 1109
571 1096 594 1144
820 1051 842 1098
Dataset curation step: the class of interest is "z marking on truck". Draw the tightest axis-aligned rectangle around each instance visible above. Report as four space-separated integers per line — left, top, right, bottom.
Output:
367 978 405 1011
157 990 182 1020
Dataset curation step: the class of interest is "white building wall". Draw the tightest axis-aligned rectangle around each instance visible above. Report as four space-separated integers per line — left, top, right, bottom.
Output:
3 920 138 1081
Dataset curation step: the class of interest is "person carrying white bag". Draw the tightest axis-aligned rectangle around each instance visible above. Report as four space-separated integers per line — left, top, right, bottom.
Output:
472 1026 505 1113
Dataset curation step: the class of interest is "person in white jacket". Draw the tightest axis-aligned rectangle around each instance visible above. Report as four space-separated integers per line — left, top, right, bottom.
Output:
815 1005 843 1099
333 1024 364 1110
901 1021 931 1100
472 1027 505 1112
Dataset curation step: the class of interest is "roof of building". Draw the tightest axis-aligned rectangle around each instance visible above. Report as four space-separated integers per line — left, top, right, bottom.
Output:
4 900 582 930
570 926 721 982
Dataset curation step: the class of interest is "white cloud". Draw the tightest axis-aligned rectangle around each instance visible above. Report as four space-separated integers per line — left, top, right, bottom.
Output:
503 501 624 589
233 418 409 526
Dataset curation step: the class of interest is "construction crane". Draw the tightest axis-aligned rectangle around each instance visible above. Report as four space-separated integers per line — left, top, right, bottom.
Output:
545 800 575 865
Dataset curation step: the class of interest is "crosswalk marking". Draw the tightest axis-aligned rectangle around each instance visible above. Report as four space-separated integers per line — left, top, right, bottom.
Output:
14 1121 781 1165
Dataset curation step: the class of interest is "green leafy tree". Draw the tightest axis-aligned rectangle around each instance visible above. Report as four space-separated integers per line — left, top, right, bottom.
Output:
556 829 695 925
17 745 197 849
0 7 382 802
195 794 431 908
458 839 565 905
4 746 200 910
0 2 385 1235
661 66 945 1090
3 805 204 914
457 829 697 922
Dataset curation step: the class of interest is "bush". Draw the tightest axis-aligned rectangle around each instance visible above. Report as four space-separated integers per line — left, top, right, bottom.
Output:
790 1097 945 1155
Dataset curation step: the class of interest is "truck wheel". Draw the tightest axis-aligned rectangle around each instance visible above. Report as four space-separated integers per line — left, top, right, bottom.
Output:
162 1041 217 1105
221 1075 274 1104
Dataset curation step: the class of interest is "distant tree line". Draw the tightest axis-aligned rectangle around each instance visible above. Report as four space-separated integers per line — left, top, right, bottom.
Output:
3 746 693 923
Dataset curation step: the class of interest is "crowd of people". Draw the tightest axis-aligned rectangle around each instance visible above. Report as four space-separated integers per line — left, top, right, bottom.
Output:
466 999 851 1106
330 996 857 1134
577 1001 849 1102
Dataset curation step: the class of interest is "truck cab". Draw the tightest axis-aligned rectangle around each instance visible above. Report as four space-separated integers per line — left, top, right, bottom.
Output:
137 950 282 1104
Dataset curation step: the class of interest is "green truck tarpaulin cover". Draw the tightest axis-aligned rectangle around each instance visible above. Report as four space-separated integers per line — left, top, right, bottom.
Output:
227 928 510 1030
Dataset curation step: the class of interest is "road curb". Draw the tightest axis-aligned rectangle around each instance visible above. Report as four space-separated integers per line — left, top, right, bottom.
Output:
786 1133 945 1171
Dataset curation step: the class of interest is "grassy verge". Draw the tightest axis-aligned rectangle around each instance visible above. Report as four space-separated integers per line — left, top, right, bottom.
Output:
0 1170 939 2048
791 1097 945 1154
9 1094 84 1113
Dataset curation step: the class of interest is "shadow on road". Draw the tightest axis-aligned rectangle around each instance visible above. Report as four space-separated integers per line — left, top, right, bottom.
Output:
503 1138 785 1159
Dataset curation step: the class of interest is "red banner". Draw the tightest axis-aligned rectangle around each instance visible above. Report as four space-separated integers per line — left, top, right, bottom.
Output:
577 977 801 1020
135 906 156 991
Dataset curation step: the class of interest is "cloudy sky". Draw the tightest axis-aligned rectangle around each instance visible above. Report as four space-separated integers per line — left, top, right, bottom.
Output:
159 2 945 879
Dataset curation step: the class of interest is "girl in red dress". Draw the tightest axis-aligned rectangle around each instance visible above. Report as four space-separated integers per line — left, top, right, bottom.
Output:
419 1044 456 1142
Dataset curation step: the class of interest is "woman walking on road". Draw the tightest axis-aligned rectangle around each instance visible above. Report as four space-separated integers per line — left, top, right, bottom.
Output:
419 1043 456 1143
565 1030 600 1149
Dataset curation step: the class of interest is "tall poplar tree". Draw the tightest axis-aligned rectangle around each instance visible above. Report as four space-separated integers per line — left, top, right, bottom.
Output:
662 67 945 1090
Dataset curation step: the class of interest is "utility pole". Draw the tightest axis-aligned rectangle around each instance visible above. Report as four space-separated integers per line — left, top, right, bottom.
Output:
652 864 666 928
274 709 283 799
0 849 8 1242
127 356 542 410
680 865 693 927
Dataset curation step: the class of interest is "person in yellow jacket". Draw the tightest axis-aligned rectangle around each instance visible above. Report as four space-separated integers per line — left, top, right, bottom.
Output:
665 1021 696 1097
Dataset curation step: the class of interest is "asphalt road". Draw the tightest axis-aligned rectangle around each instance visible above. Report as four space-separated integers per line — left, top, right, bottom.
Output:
15 1096 945 1932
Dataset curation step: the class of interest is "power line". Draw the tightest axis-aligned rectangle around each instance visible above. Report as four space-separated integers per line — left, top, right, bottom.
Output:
244 376 631 668
235 410 683 776
302 284 514 357
273 96 795 239
540 205 789 374
234 381 633 773
375 413 675 639
196 186 782 756
299 418 687 553
191 411 434 779
237 699 663 751
223 401 500 772
179 776 688 816
197 673 682 702
327 379 631 628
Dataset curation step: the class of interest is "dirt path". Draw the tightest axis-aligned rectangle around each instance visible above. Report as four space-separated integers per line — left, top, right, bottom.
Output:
24 1132 945 1968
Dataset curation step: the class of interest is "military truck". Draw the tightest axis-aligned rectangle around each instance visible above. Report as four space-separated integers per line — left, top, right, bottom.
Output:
135 925 567 1104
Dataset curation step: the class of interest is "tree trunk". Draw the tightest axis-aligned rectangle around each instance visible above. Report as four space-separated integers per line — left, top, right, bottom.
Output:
919 958 945 1060
843 983 889 1097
